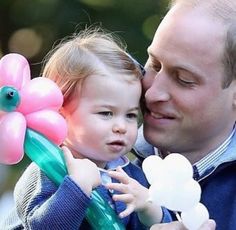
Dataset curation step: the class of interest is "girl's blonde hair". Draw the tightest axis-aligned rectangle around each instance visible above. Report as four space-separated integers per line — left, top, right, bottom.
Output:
41 27 143 108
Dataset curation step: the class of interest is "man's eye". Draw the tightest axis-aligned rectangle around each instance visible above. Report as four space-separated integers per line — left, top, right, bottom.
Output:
178 78 196 86
148 63 161 73
146 59 161 73
98 111 113 117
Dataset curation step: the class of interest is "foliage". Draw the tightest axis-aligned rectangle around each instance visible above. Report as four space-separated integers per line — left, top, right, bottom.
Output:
0 0 168 75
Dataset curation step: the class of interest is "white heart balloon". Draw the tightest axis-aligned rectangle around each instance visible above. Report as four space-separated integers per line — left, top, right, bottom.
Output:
163 179 201 212
142 155 164 185
162 153 193 184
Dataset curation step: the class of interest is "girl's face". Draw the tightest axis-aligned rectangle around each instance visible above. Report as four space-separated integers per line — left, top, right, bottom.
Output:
63 73 141 168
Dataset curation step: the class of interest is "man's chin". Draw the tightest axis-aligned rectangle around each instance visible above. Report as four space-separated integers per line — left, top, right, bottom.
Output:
143 127 160 145
144 124 172 147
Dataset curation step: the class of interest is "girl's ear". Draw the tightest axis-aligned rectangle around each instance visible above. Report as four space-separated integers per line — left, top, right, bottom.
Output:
232 84 236 109
60 106 67 118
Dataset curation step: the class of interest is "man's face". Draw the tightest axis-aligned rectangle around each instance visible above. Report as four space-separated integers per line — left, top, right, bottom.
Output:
142 5 236 162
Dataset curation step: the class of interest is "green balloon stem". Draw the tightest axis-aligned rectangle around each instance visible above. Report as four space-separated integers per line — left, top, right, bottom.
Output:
24 128 125 230
86 191 125 230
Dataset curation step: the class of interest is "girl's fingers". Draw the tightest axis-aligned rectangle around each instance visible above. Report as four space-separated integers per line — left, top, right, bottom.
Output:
108 166 130 184
119 205 134 218
106 182 128 193
61 146 73 164
112 193 133 203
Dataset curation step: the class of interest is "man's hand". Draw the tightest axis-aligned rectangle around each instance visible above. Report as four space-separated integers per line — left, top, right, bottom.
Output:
150 219 216 230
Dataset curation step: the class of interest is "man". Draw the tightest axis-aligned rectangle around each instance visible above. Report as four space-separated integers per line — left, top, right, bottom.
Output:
134 0 236 229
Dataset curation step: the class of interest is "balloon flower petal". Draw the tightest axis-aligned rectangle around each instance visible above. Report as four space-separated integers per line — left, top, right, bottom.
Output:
0 53 31 89
26 110 67 145
17 77 64 115
0 112 26 164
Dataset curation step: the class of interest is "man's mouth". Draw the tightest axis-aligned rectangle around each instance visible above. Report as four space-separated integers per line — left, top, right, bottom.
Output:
150 111 175 119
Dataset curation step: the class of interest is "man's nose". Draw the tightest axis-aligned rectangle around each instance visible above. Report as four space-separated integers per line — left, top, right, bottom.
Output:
144 72 171 104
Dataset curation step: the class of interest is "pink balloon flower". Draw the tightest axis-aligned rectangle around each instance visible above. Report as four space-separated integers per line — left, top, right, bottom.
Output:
0 53 67 165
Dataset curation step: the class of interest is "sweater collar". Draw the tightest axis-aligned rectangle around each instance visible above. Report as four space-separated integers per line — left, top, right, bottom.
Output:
193 125 236 179
98 156 130 185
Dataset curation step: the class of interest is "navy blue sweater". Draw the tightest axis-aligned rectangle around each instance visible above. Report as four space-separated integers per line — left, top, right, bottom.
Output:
199 161 236 230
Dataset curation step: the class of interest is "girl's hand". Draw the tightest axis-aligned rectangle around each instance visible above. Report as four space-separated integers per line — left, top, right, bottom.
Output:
62 146 101 196
105 166 149 218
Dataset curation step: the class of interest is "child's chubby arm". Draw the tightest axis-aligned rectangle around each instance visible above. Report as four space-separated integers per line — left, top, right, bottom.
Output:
105 166 163 227
62 146 101 196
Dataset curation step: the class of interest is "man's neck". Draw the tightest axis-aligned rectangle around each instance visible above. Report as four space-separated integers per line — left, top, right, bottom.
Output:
157 125 236 165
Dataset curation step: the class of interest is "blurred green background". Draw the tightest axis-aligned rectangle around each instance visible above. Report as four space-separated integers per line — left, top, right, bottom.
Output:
0 0 168 214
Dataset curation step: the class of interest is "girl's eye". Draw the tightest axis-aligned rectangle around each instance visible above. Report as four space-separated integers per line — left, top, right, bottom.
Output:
126 113 138 120
98 111 113 118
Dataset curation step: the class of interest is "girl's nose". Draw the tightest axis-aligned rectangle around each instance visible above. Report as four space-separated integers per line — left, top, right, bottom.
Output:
112 120 127 134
